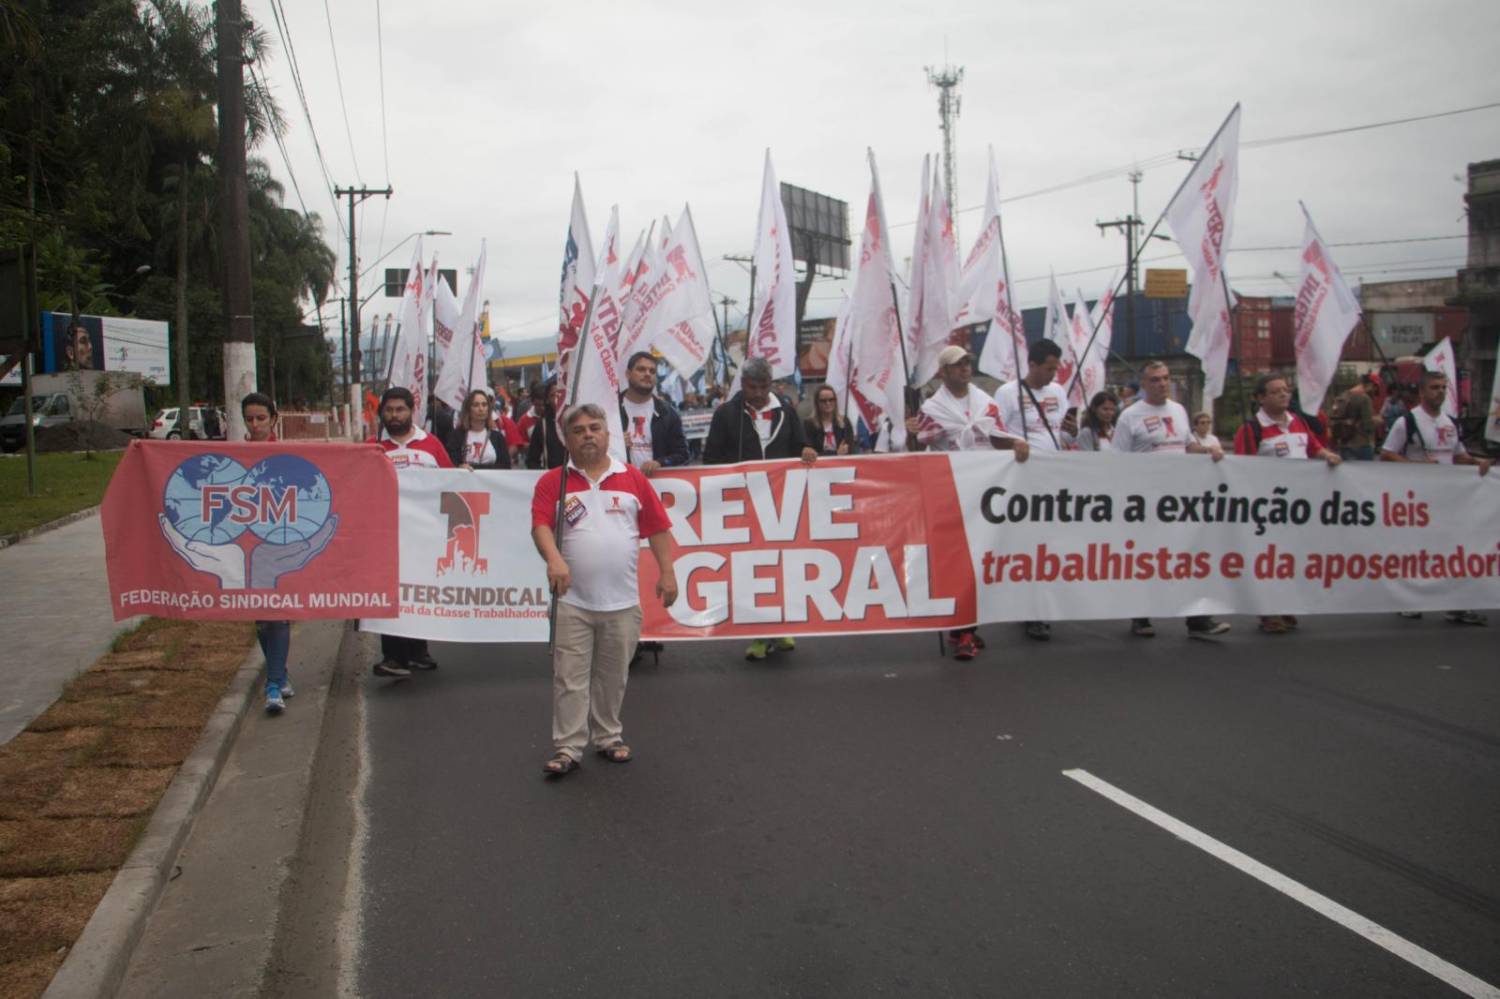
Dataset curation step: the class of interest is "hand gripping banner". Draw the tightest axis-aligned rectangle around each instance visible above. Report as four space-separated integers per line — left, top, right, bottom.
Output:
103 440 400 620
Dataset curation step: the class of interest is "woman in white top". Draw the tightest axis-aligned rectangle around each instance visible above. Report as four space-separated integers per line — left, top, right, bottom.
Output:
444 389 512 470
1190 411 1221 452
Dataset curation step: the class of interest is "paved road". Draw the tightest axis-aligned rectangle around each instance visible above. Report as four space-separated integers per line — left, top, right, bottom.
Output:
318 613 1499 997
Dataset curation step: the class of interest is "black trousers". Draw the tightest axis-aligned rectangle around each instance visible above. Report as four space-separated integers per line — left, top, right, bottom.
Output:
380 634 428 664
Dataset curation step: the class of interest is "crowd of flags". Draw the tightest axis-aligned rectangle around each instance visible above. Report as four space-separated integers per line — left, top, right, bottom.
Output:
376 101 1497 453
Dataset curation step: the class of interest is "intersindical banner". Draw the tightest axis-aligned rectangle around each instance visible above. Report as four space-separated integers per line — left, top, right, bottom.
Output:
361 452 1500 642
102 441 399 620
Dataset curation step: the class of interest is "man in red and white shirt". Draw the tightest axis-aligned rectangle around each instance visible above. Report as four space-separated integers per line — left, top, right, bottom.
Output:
1233 373 1342 634
367 387 451 679
531 403 677 777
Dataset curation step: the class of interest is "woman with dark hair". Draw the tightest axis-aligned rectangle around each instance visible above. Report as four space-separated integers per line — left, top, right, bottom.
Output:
803 384 857 456
242 392 294 716
446 388 512 470
1075 391 1119 452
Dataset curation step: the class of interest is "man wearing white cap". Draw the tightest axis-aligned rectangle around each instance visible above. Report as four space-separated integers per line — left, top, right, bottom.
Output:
905 345 1029 660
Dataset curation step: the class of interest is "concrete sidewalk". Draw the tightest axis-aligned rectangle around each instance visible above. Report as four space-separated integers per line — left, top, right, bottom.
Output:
0 510 142 744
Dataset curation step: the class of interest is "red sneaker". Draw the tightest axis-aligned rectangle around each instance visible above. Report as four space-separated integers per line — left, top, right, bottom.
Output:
953 633 978 660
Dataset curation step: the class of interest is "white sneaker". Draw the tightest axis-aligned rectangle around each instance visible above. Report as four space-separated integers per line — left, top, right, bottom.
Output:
280 682 295 698
265 688 286 715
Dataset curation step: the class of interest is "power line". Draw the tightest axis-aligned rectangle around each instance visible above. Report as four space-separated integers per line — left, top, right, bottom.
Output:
891 98 1500 228
265 0 343 229
321 0 361 182
375 0 391 184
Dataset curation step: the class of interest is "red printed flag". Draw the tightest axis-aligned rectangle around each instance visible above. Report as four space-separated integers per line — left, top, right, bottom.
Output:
102 441 400 620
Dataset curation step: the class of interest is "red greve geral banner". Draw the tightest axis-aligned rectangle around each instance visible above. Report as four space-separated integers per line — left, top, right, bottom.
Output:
638 455 976 638
102 440 400 621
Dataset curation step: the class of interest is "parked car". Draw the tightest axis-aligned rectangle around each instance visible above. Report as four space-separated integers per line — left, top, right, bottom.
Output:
0 371 148 452
149 406 226 440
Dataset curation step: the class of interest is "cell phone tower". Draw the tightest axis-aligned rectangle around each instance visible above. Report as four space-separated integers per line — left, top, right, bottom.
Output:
925 60 963 241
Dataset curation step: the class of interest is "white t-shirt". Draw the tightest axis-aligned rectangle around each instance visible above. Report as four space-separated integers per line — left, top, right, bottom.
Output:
1191 431 1222 453
622 397 656 468
1111 399 1191 454
462 429 496 466
1381 407 1467 464
996 380 1069 451
749 396 781 451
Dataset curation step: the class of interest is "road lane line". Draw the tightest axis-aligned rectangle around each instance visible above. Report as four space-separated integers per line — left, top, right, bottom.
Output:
1061 768 1500 999
336 673 371 999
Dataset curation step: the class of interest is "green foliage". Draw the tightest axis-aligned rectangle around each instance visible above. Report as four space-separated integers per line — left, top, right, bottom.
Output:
0 0 337 406
0 451 125 535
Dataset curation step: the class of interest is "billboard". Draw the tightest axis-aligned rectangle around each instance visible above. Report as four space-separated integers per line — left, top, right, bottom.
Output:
1143 268 1188 299
1369 312 1434 358
41 312 170 383
780 183 850 273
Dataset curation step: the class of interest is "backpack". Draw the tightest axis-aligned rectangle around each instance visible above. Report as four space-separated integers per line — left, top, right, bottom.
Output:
1327 392 1356 447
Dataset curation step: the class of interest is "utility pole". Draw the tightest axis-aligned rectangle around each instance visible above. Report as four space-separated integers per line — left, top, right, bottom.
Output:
717 293 737 384
336 184 392 438
925 60 963 241
1096 170 1167 359
216 0 256 442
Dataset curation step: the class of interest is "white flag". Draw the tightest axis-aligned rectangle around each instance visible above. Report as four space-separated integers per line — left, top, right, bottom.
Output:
1485 348 1500 445
965 147 1028 383
645 204 718 378
845 149 908 451
747 150 797 379
430 267 460 400
615 224 655 370
1423 336 1459 419
1080 276 1117 406
1292 205 1361 415
1165 104 1241 402
824 290 853 412
908 156 963 386
566 206 627 461
1042 272 1069 348
388 240 431 423
1062 288 1095 409
435 241 488 410
557 174 595 400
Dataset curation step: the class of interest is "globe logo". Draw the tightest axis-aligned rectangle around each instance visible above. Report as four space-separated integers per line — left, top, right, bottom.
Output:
162 453 334 545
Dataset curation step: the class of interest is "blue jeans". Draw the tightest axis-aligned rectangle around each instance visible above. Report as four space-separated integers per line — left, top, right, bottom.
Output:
257 621 291 693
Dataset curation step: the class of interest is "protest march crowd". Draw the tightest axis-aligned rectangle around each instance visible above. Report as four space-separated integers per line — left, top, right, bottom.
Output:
238 329 1492 777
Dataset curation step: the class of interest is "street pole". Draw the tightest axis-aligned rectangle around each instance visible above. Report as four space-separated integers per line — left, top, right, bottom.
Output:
336 184 393 438
216 0 256 441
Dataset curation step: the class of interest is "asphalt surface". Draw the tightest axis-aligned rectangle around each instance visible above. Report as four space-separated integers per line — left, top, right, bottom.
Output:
342 613 1499 998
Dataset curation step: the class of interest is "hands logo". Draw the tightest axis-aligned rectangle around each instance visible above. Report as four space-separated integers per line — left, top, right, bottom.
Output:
158 454 338 590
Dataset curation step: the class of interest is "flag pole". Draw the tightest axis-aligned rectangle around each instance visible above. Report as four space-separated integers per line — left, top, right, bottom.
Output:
1067 103 1241 402
548 285 600 655
992 167 1029 439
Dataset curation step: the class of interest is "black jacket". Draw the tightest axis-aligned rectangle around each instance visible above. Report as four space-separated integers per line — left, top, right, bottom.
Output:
618 394 690 467
803 417 858 456
527 413 566 469
703 392 809 465
445 426 512 470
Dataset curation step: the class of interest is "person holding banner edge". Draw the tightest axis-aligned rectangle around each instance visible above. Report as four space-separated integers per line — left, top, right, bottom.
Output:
531 404 677 777
369 387 452 679
242 392 295 715
905 344 1029 660
1109 360 1232 640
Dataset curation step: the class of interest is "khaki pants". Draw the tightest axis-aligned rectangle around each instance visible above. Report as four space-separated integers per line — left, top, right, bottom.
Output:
552 602 641 762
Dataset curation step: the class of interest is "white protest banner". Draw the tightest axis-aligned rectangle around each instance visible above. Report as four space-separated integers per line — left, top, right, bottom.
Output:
557 175 595 401
1424 336 1459 419
367 451 1500 642
1293 205 1361 415
1166 104 1241 402
747 150 797 379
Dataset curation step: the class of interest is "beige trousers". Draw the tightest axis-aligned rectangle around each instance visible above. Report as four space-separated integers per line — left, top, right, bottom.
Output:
552 602 641 762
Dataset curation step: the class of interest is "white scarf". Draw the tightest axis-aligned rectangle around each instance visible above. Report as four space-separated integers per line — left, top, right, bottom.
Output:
916 383 1010 451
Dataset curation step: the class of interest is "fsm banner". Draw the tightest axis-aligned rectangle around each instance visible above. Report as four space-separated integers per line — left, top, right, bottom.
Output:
362 452 1500 642
103 441 400 620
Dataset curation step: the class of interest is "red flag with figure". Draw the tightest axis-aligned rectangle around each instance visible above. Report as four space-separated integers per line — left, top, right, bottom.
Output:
1292 205 1360 415
1165 104 1241 402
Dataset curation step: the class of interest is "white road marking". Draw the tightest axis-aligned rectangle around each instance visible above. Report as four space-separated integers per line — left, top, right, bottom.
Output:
1062 768 1500 999
336 675 371 999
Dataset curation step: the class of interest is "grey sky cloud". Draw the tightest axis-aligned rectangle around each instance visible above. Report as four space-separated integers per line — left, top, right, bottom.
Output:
254 0 1500 342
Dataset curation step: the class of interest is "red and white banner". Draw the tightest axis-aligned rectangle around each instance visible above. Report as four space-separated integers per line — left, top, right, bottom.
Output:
1424 336 1460 419
1293 205 1361 416
1166 104 1241 403
363 451 1500 642
103 441 399 620
556 175 596 402
748 150 797 379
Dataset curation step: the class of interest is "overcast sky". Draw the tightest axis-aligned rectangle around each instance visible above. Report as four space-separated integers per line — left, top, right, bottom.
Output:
250 0 1500 340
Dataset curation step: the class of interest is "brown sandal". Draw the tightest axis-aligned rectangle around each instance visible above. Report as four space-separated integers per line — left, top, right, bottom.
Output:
596 743 632 764
543 752 579 777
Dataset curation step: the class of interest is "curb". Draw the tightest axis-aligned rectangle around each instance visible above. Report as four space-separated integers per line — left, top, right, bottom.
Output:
0 504 100 550
41 639 268 999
